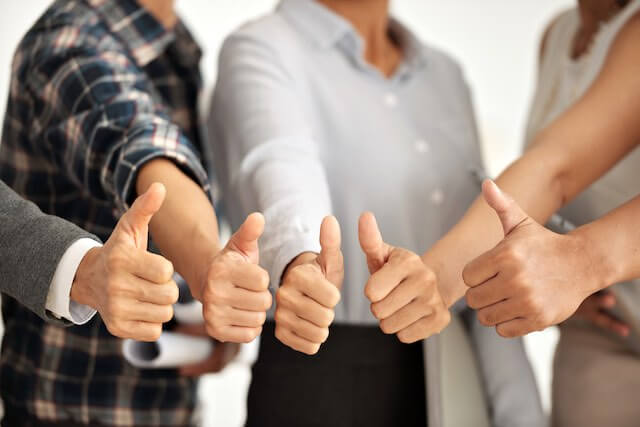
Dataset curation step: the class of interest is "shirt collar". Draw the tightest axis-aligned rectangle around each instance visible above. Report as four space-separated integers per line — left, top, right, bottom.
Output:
278 0 352 49
278 0 427 72
86 0 199 67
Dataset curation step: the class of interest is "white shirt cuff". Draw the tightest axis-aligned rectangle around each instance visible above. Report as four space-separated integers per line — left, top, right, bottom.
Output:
46 238 102 324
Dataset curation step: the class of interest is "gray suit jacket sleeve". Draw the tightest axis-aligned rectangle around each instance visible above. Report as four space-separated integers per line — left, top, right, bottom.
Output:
0 181 100 324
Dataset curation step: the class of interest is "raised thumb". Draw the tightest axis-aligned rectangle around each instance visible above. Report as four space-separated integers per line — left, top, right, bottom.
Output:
358 212 389 273
318 215 343 286
482 179 528 236
226 212 264 263
117 182 166 248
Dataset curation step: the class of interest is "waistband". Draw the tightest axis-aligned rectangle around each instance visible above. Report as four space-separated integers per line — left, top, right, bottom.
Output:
257 321 424 366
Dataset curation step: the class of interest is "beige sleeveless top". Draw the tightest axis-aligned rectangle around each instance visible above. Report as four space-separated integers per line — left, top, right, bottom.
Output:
524 0 640 339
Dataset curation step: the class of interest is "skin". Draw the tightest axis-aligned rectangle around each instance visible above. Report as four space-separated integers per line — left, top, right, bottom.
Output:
424 0 640 338
277 0 447 354
72 183 178 342
73 1 272 375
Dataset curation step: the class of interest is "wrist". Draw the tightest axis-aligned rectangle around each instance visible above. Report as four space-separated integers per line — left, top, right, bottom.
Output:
570 224 621 294
421 254 460 308
70 247 102 309
282 252 318 282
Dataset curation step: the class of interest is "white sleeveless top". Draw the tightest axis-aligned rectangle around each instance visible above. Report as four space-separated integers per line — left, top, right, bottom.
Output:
524 0 640 340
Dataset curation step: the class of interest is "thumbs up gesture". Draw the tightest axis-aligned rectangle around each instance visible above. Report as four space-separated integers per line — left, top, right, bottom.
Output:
463 180 597 337
71 183 179 341
198 213 272 343
274 216 344 355
359 212 450 343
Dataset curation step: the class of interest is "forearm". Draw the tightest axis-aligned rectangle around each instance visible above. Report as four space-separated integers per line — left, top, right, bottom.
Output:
424 147 566 306
137 159 220 298
570 194 640 290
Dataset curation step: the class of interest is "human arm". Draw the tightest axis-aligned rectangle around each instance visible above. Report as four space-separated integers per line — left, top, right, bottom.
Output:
463 180 640 337
211 34 338 352
0 180 99 324
32 40 270 342
358 212 450 343
425 12 640 308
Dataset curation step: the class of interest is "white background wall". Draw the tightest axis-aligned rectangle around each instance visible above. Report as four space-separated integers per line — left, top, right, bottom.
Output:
0 1 574 425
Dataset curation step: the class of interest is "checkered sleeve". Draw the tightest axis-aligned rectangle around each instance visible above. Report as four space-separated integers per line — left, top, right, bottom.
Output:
30 47 210 214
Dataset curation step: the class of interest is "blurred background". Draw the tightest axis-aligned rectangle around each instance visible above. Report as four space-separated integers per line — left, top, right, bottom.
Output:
0 1 573 425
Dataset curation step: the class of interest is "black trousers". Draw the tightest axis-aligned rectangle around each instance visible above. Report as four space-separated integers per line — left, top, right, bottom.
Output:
246 322 427 427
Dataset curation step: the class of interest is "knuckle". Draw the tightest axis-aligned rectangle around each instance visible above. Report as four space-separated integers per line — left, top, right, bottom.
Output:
439 310 451 328
287 265 307 284
208 261 230 282
503 243 526 265
167 283 180 305
258 269 270 290
161 305 174 322
276 287 294 306
478 310 493 326
319 327 330 343
327 287 341 308
106 321 126 339
379 319 394 334
370 302 384 320
364 283 381 303
461 264 472 285
239 328 257 343
260 291 273 311
274 308 287 326
397 330 414 344
321 308 335 328
106 301 124 319
159 260 174 281
302 343 321 355
254 310 267 326
106 277 124 294
204 323 220 340
148 324 163 341
496 325 513 338
106 249 127 270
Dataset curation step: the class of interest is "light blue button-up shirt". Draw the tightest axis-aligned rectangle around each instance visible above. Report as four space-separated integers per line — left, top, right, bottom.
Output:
210 0 483 325
209 2 545 426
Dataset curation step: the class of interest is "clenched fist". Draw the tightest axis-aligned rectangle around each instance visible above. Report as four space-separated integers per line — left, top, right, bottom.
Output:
71 183 179 341
197 213 272 343
359 212 450 343
463 180 601 337
275 216 344 355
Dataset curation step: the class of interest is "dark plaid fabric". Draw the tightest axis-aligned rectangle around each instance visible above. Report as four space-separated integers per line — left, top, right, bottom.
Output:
0 0 212 425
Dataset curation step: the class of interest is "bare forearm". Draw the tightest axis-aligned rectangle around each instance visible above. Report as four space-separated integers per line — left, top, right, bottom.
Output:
137 159 220 298
423 148 566 306
571 194 640 290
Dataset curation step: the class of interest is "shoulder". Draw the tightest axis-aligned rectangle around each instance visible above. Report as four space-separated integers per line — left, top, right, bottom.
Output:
218 11 317 75
415 42 470 94
220 12 302 57
610 6 640 49
539 9 574 63
13 1 132 81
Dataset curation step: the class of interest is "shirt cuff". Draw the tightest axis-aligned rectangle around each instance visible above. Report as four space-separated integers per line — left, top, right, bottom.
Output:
46 238 102 325
114 120 212 214
268 235 321 288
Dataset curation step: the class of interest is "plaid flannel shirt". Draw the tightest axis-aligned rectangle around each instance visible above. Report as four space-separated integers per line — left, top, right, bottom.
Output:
0 0 212 425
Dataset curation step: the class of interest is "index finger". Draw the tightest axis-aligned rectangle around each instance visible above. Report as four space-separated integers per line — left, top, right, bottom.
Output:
462 246 500 288
132 251 174 284
230 262 270 292
294 265 341 308
364 251 411 303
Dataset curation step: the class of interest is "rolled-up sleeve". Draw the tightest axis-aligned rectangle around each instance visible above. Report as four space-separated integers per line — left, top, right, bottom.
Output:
32 49 209 214
211 34 332 286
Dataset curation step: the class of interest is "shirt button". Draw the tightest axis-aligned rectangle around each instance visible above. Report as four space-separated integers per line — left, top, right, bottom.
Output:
384 93 397 108
414 140 430 154
430 189 444 206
